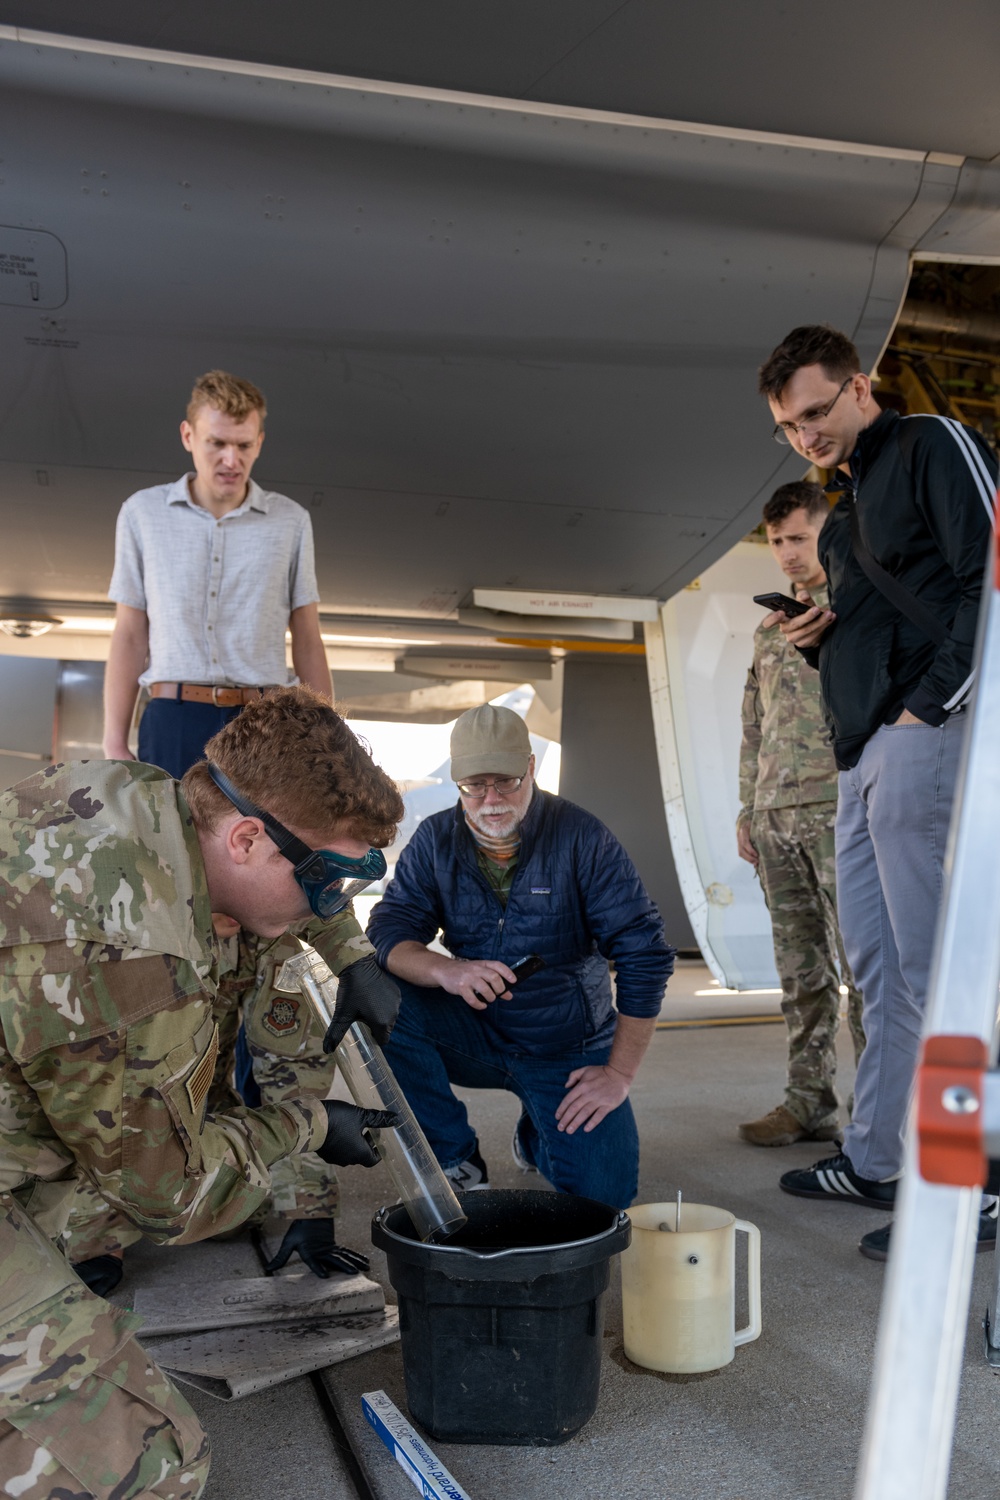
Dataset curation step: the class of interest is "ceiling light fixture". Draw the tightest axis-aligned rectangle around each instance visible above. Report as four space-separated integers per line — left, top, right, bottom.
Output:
318 633 432 646
0 614 62 638
52 617 116 634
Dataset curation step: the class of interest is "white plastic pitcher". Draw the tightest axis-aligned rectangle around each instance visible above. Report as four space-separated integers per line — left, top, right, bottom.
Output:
621 1202 762 1374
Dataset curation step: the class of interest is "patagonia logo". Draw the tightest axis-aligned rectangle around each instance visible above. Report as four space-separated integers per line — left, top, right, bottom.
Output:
530 887 551 895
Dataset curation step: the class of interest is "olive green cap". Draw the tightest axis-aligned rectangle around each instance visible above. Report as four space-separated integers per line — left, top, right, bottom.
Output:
450 704 531 781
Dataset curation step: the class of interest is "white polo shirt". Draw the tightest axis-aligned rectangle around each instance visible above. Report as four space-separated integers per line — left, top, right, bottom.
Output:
108 475 320 688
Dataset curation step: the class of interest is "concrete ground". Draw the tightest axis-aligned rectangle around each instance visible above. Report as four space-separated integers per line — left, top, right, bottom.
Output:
118 971 1000 1499
114 1235 362 1500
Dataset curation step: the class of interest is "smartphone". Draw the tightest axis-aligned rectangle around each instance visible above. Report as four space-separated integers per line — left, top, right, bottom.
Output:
510 954 546 982
752 592 812 618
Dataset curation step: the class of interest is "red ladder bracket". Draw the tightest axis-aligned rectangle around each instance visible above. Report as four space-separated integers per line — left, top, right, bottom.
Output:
916 1035 989 1188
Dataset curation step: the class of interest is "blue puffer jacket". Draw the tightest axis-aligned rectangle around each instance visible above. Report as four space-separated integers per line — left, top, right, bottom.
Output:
367 789 675 1057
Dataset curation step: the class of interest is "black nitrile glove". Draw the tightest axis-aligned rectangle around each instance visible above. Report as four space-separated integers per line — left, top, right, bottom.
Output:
72 1253 124 1298
317 1101 402 1167
264 1219 370 1279
323 955 401 1055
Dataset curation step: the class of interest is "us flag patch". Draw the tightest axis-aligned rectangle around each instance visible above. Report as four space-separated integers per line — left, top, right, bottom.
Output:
185 1024 219 1114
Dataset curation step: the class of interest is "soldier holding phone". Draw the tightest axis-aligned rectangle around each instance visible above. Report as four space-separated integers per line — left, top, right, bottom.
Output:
737 481 864 1147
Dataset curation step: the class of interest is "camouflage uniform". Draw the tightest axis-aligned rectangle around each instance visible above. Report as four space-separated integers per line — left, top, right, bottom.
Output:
60 915 375 1261
738 584 865 1130
0 761 331 1499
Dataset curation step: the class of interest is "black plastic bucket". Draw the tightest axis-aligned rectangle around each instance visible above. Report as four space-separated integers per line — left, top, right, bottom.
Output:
371 1188 631 1446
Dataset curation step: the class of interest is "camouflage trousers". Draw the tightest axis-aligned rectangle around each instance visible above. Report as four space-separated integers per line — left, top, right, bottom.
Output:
751 803 865 1130
60 1143 341 1264
58 984 341 1265
0 1194 211 1500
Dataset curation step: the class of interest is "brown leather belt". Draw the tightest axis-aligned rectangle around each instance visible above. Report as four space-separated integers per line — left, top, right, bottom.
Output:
149 682 276 707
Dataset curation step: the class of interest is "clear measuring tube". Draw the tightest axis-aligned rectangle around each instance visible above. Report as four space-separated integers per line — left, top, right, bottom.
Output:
274 940 468 1243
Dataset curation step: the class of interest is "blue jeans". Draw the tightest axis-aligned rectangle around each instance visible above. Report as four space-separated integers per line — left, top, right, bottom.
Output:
234 1026 262 1108
138 697 243 780
837 716 964 1180
382 984 639 1209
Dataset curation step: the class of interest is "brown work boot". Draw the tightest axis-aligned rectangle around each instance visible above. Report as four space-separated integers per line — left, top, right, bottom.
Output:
738 1105 841 1148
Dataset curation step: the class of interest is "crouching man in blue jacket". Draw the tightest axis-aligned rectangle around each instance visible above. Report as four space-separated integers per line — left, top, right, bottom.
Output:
367 703 675 1209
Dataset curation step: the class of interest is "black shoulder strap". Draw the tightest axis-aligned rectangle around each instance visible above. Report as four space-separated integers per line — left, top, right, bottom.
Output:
848 500 949 647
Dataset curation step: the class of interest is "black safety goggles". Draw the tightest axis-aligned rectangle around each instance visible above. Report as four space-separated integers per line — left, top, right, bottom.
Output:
207 764 386 919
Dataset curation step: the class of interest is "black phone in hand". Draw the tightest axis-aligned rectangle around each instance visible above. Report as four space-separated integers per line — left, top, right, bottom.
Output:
510 954 546 982
752 592 811 618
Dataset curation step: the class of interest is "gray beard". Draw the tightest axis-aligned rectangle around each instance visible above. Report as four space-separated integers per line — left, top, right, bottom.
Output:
466 805 522 839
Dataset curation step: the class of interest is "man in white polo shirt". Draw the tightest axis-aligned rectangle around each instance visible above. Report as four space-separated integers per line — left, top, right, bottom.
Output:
85 381 382 1286
102 368 331 778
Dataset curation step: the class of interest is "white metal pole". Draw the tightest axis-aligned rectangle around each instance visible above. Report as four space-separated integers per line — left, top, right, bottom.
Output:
642 611 725 984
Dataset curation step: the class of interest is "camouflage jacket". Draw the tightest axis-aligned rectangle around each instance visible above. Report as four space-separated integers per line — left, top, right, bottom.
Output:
214 913 375 1220
738 582 838 821
0 761 329 1249
60 908 376 1258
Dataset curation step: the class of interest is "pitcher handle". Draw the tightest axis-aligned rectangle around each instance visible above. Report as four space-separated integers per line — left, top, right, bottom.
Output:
733 1218 762 1347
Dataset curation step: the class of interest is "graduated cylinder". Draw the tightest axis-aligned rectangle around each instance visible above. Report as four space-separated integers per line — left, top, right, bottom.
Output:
274 940 467 1243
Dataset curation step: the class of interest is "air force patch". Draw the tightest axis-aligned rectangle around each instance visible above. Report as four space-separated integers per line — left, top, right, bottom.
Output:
261 995 302 1039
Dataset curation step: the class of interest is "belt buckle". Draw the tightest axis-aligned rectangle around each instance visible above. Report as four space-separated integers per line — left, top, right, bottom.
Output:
211 685 224 706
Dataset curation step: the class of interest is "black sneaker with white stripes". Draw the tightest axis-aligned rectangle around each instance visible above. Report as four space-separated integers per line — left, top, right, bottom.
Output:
860 1199 999 1262
779 1151 897 1209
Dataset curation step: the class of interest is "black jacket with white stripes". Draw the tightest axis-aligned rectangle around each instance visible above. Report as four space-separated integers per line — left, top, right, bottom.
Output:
810 408 997 769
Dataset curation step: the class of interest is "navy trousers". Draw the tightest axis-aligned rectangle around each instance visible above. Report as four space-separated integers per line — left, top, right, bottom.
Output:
138 696 259 1102
138 697 243 781
383 983 639 1209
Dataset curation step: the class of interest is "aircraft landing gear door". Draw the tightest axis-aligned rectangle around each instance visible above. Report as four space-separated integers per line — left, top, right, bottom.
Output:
642 542 783 990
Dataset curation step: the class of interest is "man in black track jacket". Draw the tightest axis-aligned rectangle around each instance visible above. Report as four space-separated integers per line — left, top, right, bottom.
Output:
755 324 997 1260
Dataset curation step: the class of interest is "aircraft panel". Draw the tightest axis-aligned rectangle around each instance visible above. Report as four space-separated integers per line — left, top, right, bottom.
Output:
1 2 998 159
651 541 787 988
0 34 944 618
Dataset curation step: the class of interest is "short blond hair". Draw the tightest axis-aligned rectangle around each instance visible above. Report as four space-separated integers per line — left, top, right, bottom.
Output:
187 370 267 426
181 687 403 846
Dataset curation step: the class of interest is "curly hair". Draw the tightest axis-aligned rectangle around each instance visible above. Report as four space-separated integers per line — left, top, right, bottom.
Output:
758 325 860 401
187 370 267 426
182 687 403 846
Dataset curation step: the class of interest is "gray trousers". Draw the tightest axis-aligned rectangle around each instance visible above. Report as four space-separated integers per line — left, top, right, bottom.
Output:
838 715 965 1180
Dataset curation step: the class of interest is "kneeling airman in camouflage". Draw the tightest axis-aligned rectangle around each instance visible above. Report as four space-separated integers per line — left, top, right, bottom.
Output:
737 482 865 1146
62 910 387 1292
0 688 403 1500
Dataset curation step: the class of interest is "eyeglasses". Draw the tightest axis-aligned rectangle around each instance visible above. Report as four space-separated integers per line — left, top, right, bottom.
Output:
455 775 525 799
207 764 386 919
772 377 853 444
